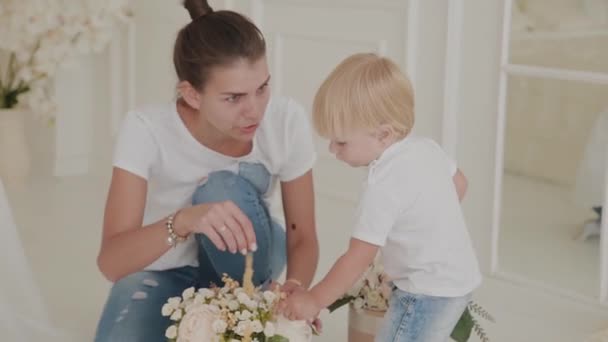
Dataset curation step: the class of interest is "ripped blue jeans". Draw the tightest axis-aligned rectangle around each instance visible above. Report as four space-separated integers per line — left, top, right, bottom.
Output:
375 289 471 342
95 166 286 342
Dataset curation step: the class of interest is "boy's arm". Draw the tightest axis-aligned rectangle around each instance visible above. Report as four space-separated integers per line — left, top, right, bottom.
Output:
310 238 379 309
453 168 468 202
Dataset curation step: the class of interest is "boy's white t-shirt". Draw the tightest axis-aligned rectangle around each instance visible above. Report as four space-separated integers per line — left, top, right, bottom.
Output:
112 97 316 271
352 136 482 297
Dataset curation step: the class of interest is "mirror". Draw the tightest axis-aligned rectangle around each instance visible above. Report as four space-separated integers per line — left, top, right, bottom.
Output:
497 0 608 296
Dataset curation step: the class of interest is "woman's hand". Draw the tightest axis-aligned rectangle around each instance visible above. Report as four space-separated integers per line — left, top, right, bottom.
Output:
175 201 257 255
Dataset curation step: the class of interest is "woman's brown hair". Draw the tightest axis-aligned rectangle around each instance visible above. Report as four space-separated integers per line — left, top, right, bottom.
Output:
174 0 266 90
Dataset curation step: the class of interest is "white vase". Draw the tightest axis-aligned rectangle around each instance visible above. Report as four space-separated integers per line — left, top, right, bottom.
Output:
0 108 31 191
348 306 386 342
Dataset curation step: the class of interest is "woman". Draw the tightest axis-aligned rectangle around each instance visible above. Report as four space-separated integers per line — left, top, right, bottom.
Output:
94 1 319 340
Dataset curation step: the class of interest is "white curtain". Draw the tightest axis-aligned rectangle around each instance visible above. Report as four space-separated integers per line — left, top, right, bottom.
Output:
0 179 63 340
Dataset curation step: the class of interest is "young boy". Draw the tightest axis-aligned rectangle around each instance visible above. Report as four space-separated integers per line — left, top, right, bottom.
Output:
282 53 481 341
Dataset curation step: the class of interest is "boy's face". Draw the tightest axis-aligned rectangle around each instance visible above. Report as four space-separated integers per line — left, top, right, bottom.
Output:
328 129 386 167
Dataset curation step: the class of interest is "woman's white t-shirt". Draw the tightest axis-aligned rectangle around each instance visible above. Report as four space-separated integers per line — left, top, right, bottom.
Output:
112 97 316 271
352 136 482 297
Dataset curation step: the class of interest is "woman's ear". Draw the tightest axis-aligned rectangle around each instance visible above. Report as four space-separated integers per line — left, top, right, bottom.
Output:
177 81 201 110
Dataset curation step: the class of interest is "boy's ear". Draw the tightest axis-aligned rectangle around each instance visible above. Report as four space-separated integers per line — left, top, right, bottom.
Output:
376 124 395 146
177 81 201 110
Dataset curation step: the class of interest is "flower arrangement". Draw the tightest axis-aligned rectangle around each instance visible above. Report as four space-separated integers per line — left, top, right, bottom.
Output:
162 254 314 342
328 255 391 313
328 256 494 342
0 0 132 118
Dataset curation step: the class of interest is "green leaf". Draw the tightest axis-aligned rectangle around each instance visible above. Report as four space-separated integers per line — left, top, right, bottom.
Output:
3 84 29 109
267 335 289 342
450 307 474 342
327 295 354 313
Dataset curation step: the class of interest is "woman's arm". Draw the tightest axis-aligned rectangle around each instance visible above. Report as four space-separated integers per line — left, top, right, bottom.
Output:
97 168 256 282
281 170 319 288
453 168 468 202
97 168 174 282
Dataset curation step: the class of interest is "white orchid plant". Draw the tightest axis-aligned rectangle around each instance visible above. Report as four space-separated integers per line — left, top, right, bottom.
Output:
162 274 315 342
0 0 132 118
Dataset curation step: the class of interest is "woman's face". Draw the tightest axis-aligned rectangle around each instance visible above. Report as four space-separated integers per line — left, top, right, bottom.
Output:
198 57 271 142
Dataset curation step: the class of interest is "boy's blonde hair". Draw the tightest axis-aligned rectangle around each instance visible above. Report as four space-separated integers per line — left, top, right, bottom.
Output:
312 53 415 139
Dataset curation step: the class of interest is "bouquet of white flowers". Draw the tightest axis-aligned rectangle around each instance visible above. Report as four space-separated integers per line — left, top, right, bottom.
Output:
329 255 392 313
0 0 132 118
162 255 314 342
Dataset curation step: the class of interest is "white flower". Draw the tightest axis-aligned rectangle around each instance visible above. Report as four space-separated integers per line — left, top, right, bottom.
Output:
182 287 195 300
238 310 252 321
170 308 183 321
212 319 228 334
162 303 176 317
165 325 178 339
353 298 364 311
264 321 276 337
251 320 264 333
236 292 251 304
176 304 220 342
0 0 132 116
168 297 182 308
235 320 252 337
198 288 214 299
245 299 258 310
263 290 277 304
227 300 240 311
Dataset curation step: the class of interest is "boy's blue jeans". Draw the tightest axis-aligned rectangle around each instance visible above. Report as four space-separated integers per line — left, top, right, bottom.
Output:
376 288 471 342
95 166 286 342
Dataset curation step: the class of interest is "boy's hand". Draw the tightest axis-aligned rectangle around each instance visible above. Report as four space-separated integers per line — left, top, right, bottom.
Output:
269 279 303 296
280 289 321 321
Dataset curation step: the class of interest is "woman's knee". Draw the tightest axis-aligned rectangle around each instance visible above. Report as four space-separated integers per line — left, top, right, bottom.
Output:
192 170 258 206
95 270 195 342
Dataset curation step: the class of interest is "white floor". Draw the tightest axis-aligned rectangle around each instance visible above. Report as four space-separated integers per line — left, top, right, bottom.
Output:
499 172 601 297
5 160 608 341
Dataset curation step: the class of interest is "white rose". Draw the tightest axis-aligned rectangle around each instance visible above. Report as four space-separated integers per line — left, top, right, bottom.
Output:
235 320 252 337
238 310 252 321
274 315 313 342
165 325 178 339
227 300 240 311
198 288 215 299
353 298 364 311
367 291 382 308
177 304 220 342
182 287 195 300
170 309 183 321
263 291 277 304
245 299 258 310
237 292 251 304
162 303 175 317
168 297 182 308
212 319 228 334
251 320 264 333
